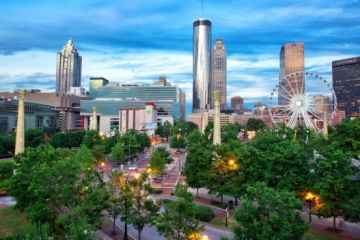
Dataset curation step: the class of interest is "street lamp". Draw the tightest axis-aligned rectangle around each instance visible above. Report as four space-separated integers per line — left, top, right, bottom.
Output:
124 174 130 240
100 161 105 178
225 207 229 227
305 192 316 223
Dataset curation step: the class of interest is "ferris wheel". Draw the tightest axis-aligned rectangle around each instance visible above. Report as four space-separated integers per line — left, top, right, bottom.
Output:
268 71 337 132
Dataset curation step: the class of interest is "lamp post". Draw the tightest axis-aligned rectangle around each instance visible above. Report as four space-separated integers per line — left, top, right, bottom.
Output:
225 207 229 227
124 174 130 240
305 192 316 223
100 161 105 178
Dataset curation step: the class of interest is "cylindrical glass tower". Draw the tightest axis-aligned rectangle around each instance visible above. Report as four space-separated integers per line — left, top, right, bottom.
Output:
193 19 212 112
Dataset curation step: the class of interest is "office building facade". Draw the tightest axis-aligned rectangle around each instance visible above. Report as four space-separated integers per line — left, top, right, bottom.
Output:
80 79 184 133
56 38 82 95
0 96 57 133
278 42 304 105
193 19 212 112
332 57 360 118
211 39 227 109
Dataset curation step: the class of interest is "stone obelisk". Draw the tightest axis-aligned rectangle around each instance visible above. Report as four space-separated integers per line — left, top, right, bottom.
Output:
92 106 97 131
213 91 221 145
15 90 25 155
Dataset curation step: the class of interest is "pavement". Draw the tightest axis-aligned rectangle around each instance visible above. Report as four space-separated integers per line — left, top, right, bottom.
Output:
0 196 16 208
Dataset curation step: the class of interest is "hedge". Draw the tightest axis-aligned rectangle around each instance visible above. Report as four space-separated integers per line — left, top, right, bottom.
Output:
0 160 14 180
194 205 215 222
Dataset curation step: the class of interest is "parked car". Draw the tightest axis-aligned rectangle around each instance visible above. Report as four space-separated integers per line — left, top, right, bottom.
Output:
128 165 138 171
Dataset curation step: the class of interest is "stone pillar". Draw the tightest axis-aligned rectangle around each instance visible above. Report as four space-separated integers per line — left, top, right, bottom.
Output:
92 106 97 131
213 91 221 145
323 104 328 140
15 90 25 155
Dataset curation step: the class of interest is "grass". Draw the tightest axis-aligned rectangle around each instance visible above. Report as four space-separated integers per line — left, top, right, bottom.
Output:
208 211 236 229
0 158 14 164
302 230 338 240
0 207 28 238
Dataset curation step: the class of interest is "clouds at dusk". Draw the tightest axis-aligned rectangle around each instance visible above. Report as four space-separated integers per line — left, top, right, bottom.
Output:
0 0 359 111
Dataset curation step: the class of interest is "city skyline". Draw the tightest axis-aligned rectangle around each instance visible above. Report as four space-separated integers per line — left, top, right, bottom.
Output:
0 0 359 112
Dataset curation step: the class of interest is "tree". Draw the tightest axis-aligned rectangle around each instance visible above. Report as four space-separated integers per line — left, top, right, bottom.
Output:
206 144 239 202
328 118 360 159
172 121 198 136
233 182 308 240
246 118 267 131
156 184 204 240
136 133 151 151
184 130 212 196
49 130 85 149
25 128 45 147
111 142 125 162
156 121 172 140
170 134 186 149
312 144 353 231
10 144 108 237
221 124 244 143
83 130 101 149
122 134 141 159
148 148 172 176
106 170 126 235
128 173 160 240
244 132 310 192
0 133 15 154
92 144 105 162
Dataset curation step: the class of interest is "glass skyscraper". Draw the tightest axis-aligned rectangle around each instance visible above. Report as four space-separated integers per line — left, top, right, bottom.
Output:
278 42 304 105
193 19 212 112
56 38 82 95
332 57 360 118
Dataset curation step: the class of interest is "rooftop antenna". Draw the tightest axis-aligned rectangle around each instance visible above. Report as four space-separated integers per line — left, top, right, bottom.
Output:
202 0 204 17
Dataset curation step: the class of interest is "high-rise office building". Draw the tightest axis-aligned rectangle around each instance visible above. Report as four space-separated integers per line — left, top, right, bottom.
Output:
211 39 227 109
278 42 304 105
332 57 360 118
56 38 82 95
193 19 212 112
231 96 244 111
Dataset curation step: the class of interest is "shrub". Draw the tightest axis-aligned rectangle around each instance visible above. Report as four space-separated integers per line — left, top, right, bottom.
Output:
194 205 215 222
0 178 11 196
210 199 229 209
0 160 14 180
153 189 163 194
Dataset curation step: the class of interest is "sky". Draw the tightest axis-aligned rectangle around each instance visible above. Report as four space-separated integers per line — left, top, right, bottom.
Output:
0 0 359 115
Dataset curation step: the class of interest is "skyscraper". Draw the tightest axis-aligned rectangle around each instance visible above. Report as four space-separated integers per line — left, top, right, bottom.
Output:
56 38 82 95
211 39 227 109
193 19 211 112
332 57 360 118
278 42 304 105
231 96 244 111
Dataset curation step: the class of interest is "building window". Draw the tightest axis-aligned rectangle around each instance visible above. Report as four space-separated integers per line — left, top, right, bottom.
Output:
110 118 119 130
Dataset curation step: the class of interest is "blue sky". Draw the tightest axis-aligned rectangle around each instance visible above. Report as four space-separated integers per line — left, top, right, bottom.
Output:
0 0 359 113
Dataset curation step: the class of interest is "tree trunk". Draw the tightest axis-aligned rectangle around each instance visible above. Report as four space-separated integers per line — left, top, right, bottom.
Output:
333 216 336 232
112 215 116 235
196 188 199 197
221 195 223 203
235 197 238 206
138 230 141 240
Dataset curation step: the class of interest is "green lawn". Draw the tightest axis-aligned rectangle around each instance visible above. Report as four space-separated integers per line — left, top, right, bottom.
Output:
0 158 14 164
0 207 28 238
302 230 337 240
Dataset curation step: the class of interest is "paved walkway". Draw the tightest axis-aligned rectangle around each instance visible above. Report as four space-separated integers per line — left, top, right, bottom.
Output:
0 196 16 208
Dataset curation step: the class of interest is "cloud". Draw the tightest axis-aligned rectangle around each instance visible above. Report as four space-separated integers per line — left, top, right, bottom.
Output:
0 0 359 113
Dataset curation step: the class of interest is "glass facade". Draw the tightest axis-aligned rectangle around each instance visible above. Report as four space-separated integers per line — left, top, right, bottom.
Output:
0 98 57 133
332 57 360 118
193 19 212 112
